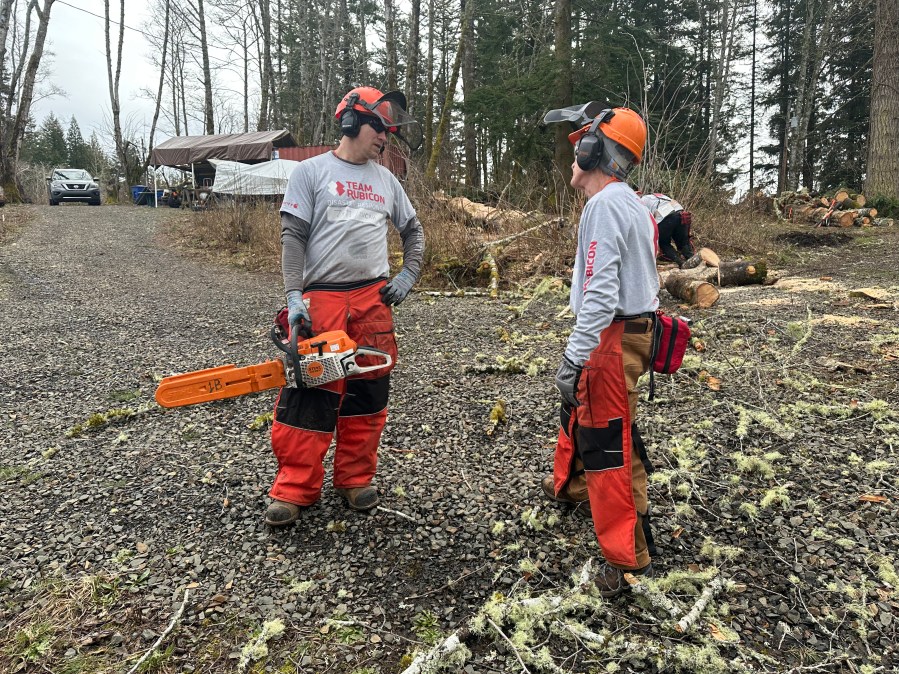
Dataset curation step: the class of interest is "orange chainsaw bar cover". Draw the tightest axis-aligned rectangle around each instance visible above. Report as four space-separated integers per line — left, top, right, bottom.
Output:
155 360 287 408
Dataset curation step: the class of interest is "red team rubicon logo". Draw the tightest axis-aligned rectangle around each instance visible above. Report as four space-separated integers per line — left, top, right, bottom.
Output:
328 180 385 204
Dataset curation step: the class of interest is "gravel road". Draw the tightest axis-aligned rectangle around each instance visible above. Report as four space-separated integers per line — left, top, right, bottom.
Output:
2 205 897 673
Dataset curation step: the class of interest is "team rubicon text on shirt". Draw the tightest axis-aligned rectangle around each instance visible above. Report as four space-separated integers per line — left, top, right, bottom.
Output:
583 240 597 291
327 180 386 204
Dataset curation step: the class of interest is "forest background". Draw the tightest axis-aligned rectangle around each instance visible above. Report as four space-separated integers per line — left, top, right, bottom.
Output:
1 0 897 244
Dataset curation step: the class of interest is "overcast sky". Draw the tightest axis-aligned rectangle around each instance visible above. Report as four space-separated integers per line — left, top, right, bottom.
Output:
31 0 161 145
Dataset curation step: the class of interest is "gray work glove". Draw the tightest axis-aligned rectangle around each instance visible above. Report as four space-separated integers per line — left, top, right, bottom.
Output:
380 269 416 306
286 290 313 338
555 356 583 407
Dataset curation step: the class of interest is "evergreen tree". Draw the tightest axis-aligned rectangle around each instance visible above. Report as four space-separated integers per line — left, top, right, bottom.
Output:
21 114 68 167
65 117 91 170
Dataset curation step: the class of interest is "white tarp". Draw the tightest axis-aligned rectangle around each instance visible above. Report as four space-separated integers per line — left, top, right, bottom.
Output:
209 158 301 195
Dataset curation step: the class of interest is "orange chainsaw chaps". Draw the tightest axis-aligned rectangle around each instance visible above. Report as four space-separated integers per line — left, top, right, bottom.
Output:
155 360 287 408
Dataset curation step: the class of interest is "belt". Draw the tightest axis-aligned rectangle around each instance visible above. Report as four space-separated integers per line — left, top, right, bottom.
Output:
623 320 653 334
614 311 655 334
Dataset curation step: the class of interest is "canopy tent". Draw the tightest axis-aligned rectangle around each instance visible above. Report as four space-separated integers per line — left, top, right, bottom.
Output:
209 158 300 195
150 130 298 168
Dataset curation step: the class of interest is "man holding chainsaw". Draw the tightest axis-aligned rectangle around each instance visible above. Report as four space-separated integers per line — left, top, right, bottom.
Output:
266 86 424 527
541 103 660 597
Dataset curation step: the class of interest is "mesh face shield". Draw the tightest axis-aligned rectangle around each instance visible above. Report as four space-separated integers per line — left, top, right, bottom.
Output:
367 94 423 152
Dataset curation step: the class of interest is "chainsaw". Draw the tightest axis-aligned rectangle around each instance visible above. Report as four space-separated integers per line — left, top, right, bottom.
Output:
154 323 393 409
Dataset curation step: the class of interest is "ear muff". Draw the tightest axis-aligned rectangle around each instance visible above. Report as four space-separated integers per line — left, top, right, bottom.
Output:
340 93 361 137
575 117 603 171
574 109 615 172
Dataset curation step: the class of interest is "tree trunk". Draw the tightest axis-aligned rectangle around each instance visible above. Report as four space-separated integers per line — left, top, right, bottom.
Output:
787 0 835 190
705 0 740 180
552 0 573 193
865 0 899 199
143 0 170 172
682 248 721 269
405 0 421 113
105 0 128 196
0 0 55 199
423 0 435 160
385 0 398 90
197 0 214 134
664 276 720 308
426 0 472 180
256 0 273 131
712 260 768 285
461 0 477 187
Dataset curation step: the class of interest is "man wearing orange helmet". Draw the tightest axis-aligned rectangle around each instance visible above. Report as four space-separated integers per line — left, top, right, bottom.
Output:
542 104 660 597
265 86 424 527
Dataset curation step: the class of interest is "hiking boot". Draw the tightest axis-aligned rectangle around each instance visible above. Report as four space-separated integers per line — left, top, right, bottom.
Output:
265 500 301 527
594 561 654 599
541 475 588 504
336 486 379 511
542 475 591 520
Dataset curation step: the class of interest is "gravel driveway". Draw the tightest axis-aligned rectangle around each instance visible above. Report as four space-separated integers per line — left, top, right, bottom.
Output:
1 205 897 673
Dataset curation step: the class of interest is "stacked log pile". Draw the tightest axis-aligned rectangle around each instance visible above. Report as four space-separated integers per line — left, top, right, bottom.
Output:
661 248 768 308
774 190 894 228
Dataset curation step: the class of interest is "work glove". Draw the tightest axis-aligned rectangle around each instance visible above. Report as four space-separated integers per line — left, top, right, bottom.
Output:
380 269 416 306
286 290 313 339
555 356 583 408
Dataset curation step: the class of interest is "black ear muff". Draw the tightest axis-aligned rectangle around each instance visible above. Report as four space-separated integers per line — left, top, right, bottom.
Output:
575 108 616 172
575 117 604 171
340 93 361 137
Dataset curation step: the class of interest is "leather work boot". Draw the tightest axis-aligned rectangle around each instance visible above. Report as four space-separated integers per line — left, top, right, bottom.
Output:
336 486 379 511
541 475 591 519
594 561 654 599
265 500 301 527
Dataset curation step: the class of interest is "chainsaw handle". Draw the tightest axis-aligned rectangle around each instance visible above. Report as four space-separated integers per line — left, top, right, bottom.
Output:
347 346 393 375
270 324 305 384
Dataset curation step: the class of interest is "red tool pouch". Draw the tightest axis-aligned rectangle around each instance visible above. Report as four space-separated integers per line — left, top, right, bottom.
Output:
653 311 691 374
680 211 692 227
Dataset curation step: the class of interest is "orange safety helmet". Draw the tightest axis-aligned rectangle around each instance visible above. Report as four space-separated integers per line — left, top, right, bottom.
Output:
567 107 646 178
334 86 422 151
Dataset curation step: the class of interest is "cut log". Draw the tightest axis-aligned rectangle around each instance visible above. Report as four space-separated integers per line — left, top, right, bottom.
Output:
712 260 768 286
834 189 850 203
854 217 871 227
873 218 895 227
664 275 720 308
681 247 721 269
841 197 863 210
851 193 867 207
819 197 831 207
831 209 858 227
856 208 878 218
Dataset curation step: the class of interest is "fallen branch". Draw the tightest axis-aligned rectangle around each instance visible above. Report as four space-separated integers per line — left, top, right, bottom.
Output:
399 629 470 674
624 573 684 619
376 506 416 522
488 618 533 673
126 588 190 674
673 575 727 633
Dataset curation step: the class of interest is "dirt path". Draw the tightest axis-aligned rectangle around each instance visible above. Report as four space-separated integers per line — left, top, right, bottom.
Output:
1 206 897 673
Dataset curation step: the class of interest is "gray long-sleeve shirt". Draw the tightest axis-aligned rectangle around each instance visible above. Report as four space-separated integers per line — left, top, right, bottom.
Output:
565 181 660 364
279 151 424 292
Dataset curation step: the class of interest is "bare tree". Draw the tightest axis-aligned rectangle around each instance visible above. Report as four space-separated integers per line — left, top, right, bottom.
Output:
786 0 835 190
0 0 56 199
142 0 170 171
426 0 471 179
104 0 129 193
